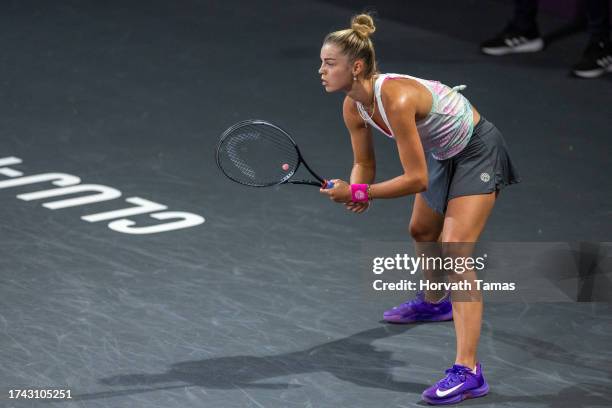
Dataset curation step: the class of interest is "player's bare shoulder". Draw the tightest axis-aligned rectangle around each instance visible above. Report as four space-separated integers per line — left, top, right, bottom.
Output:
343 95 366 129
380 77 431 119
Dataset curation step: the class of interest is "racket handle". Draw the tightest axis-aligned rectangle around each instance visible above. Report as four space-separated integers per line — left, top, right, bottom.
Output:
323 180 335 189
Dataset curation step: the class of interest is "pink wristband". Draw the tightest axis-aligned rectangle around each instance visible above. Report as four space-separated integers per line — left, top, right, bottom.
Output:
350 184 369 202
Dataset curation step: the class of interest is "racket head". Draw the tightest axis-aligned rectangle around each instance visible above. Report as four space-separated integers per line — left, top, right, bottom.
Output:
216 119 303 187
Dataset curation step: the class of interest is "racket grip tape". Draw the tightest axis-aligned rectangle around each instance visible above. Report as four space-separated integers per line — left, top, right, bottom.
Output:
323 180 335 189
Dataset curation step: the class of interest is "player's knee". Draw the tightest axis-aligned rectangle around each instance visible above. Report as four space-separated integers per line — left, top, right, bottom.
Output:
439 233 477 260
439 231 477 244
409 222 439 242
440 234 461 243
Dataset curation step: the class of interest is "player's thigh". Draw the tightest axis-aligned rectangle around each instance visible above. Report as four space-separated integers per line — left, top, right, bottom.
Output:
440 192 496 243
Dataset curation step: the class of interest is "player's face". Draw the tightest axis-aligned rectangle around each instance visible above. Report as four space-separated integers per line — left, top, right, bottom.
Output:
319 43 352 92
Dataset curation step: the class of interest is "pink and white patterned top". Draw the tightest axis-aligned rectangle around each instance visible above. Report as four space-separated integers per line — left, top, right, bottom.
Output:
356 73 474 160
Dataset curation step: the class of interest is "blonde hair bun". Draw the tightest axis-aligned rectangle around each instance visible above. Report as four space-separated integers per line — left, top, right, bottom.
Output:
323 13 379 78
351 14 376 38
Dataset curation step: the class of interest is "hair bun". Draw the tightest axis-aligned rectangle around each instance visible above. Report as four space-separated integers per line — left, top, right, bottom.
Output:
351 14 375 38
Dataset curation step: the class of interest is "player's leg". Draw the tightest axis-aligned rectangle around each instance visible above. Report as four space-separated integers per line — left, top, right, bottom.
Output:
421 192 495 405
409 193 446 302
442 193 496 369
383 193 449 323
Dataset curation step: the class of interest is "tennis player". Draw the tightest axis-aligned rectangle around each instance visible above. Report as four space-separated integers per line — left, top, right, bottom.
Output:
318 14 520 405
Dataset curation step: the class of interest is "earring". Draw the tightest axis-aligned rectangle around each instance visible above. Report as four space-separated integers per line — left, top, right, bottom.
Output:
353 76 357 81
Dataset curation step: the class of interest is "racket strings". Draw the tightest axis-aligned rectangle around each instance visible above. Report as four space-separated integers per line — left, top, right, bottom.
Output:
217 123 300 186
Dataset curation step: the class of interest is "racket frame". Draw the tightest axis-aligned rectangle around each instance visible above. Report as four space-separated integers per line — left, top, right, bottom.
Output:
216 119 328 188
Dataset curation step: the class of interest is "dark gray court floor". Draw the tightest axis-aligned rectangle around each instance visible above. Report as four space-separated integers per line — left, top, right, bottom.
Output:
1 0 611 407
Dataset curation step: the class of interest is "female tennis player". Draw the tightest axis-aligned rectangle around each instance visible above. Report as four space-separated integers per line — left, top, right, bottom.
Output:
318 14 520 405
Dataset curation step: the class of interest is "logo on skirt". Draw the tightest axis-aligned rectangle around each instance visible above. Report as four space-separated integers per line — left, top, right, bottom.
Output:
480 172 490 182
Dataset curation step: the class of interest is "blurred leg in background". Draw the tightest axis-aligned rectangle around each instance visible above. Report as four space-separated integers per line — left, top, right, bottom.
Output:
480 0 544 56
572 0 612 78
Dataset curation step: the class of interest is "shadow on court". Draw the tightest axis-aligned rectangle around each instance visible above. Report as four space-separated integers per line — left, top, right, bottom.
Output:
68 325 428 401
52 322 612 407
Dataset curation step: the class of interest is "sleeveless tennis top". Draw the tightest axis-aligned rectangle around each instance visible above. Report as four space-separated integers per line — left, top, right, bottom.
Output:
356 73 474 160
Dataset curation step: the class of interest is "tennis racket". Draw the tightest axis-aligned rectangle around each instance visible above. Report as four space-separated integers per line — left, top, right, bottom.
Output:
216 119 334 189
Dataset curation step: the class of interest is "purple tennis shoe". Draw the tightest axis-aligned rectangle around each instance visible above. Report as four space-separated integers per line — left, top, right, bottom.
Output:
383 291 453 323
422 363 489 405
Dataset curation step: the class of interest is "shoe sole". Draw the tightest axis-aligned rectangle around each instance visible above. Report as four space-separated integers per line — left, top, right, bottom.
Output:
423 382 489 405
481 39 544 56
383 311 453 324
573 64 612 78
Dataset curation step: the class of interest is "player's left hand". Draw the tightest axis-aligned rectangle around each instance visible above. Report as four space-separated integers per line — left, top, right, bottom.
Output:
319 179 351 203
345 201 369 213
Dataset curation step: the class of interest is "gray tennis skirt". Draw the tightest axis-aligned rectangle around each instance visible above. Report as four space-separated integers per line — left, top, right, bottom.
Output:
421 117 521 214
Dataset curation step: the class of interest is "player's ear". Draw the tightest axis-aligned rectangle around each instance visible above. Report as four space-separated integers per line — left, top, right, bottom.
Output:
352 59 364 78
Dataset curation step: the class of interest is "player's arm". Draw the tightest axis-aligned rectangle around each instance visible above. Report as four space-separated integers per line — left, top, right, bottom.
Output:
368 86 428 199
343 95 375 185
